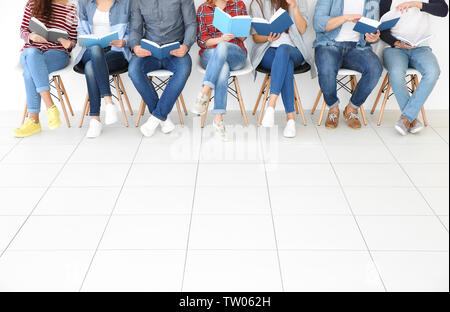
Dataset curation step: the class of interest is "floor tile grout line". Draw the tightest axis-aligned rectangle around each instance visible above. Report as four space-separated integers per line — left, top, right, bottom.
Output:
430 126 449 145
259 128 285 292
0 139 23 163
78 134 144 292
181 123 203 292
0 134 85 260
312 119 388 292
370 123 450 234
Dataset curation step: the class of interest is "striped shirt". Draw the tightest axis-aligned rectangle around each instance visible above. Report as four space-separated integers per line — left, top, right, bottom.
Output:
20 1 78 53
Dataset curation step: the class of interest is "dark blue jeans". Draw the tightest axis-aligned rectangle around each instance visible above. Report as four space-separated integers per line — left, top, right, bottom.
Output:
79 46 128 116
128 54 192 121
315 42 383 108
259 45 304 114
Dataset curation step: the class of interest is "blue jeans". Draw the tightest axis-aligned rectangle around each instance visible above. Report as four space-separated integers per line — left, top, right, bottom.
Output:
315 42 383 108
384 47 441 122
20 47 69 114
128 54 192 121
79 46 128 117
259 45 305 114
201 42 247 115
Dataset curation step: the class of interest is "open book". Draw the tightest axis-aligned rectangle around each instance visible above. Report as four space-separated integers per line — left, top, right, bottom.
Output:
252 8 294 36
29 17 69 42
141 40 180 60
212 7 252 37
78 32 119 48
397 35 432 47
354 10 402 34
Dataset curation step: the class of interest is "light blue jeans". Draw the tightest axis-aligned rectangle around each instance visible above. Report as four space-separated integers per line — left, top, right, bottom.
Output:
20 47 69 114
384 47 441 122
201 42 247 115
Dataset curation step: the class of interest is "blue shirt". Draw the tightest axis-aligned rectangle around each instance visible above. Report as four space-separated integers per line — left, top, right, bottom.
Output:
313 0 380 49
75 0 131 64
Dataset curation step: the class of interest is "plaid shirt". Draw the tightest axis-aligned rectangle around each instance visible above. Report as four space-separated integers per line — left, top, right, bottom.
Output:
197 0 248 55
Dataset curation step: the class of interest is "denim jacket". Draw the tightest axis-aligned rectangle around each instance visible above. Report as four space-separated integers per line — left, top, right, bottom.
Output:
313 0 380 49
75 0 131 64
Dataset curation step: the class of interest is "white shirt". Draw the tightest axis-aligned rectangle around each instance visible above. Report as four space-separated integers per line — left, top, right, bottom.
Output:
271 32 295 48
335 0 365 42
92 9 111 36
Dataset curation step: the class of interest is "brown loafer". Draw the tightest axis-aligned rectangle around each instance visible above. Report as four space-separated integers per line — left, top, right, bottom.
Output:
325 109 340 129
343 106 362 130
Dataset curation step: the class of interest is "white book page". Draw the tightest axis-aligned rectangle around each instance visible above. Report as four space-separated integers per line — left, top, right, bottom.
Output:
161 42 179 49
252 17 269 24
31 17 48 31
269 8 286 24
49 28 67 34
380 10 402 23
79 34 100 39
142 39 160 48
359 17 380 28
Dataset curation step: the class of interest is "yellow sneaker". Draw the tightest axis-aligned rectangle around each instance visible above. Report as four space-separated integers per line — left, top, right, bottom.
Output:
47 105 61 130
13 119 42 138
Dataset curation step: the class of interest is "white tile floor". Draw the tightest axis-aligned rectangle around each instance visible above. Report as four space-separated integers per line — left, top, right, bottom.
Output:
0 110 448 292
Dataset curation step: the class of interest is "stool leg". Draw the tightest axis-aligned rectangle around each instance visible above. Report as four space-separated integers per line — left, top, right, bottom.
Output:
234 77 249 126
360 105 368 126
118 75 134 116
136 100 146 127
58 76 74 117
318 101 326 126
22 101 28 126
201 92 211 128
79 94 90 128
54 75 71 128
179 93 188 116
257 76 271 126
377 82 391 126
372 73 389 114
293 80 307 126
176 98 184 126
253 74 269 116
312 90 322 115
113 75 129 127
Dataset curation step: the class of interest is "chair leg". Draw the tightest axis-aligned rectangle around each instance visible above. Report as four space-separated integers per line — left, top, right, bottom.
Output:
117 74 133 116
21 101 28 126
318 101 326 126
377 82 391 126
179 93 188 116
176 98 184 126
234 77 249 126
312 90 322 115
257 76 271 126
113 75 129 127
372 73 389 115
58 76 74 117
201 92 211 128
360 105 368 126
79 94 90 128
253 74 269 116
53 75 71 127
136 100 146 127
293 80 307 126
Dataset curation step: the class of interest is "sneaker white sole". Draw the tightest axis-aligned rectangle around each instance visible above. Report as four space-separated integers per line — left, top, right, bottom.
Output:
395 125 408 136
409 127 424 134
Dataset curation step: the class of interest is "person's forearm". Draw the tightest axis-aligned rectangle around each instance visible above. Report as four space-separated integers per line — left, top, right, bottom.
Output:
253 34 269 43
291 5 307 34
325 16 347 32
205 37 223 47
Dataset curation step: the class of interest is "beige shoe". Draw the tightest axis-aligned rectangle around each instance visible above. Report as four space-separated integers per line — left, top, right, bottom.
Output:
325 108 340 129
343 106 362 130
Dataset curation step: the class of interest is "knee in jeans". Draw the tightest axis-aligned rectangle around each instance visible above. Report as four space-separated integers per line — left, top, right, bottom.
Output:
84 61 95 78
127 58 141 81
22 68 32 80
318 65 338 79
88 45 103 56
425 65 441 82
215 41 230 58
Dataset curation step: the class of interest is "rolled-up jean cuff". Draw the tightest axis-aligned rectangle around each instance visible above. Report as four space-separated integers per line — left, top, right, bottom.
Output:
36 86 50 93
270 91 281 97
101 93 112 98
213 109 226 115
350 101 361 109
327 101 340 108
203 81 215 90
152 112 166 122
27 108 40 114
89 112 100 117
402 113 415 123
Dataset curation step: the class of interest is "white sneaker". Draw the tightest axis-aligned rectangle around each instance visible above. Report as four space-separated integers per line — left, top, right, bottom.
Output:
104 103 119 125
191 92 209 115
86 119 103 138
213 120 228 141
261 107 275 128
140 115 161 137
283 119 296 138
160 117 175 134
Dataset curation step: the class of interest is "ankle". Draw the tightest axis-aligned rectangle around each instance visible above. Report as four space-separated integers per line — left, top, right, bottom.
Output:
346 105 357 114
214 115 223 123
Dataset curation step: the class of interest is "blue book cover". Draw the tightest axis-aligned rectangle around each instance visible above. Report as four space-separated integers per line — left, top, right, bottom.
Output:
78 32 119 48
353 10 401 34
212 7 252 37
252 8 294 36
141 39 180 60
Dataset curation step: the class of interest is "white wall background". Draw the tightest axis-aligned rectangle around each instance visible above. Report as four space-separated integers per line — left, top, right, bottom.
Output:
0 0 448 113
